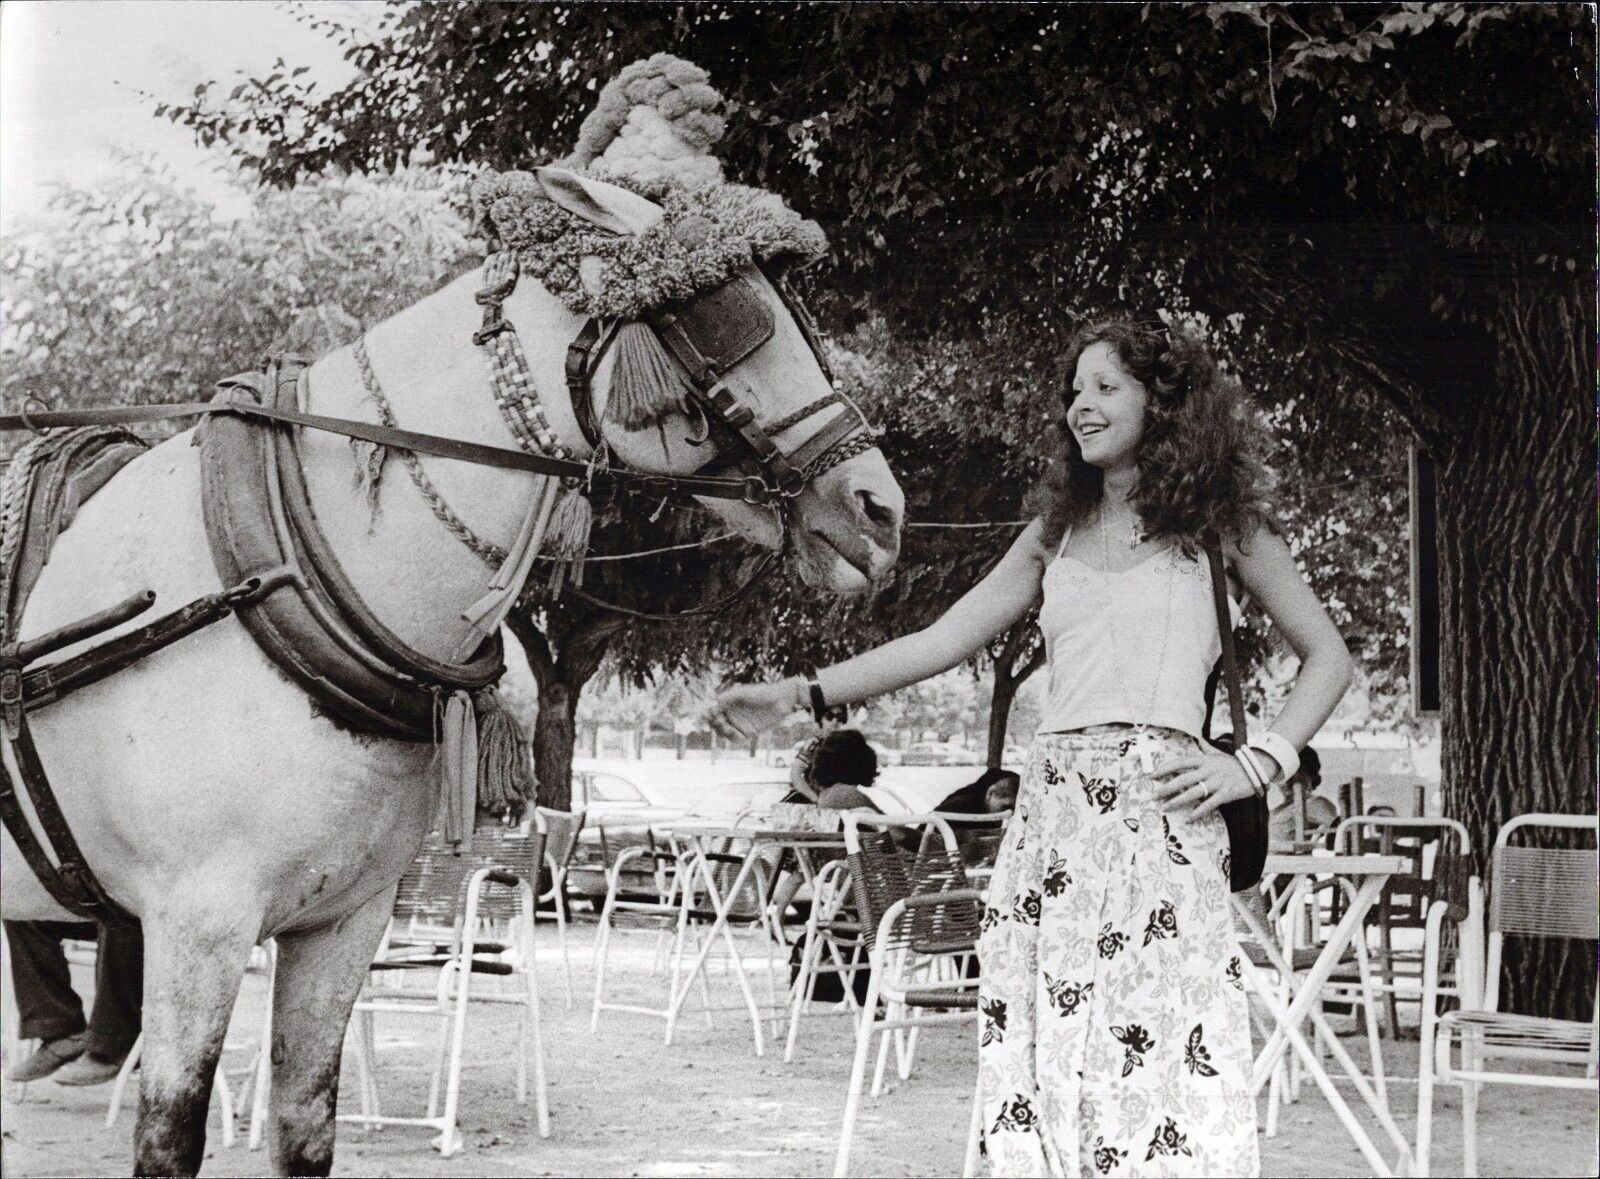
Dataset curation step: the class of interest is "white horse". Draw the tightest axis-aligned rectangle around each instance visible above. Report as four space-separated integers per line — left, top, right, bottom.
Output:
1 141 903 1175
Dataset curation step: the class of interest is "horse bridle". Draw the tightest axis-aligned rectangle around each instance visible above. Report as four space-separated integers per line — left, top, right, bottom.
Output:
560 266 877 508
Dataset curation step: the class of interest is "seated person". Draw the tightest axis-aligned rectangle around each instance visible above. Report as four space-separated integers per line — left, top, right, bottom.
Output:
4 919 142 1085
783 707 850 803
933 767 1020 815
810 730 880 811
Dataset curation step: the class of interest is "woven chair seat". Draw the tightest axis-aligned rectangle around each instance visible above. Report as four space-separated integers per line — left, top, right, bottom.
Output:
1438 1009 1598 1055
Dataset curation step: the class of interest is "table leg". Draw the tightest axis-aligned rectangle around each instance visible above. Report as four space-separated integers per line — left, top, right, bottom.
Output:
1236 875 1415 1174
666 844 766 1056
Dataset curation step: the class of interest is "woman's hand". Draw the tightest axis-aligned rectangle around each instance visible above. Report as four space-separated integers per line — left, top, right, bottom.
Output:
707 679 803 740
1150 752 1258 824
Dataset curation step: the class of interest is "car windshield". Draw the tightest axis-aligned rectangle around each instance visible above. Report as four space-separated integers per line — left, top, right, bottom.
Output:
586 772 647 804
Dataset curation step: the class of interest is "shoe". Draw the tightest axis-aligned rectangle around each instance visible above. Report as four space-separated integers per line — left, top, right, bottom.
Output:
53 1051 128 1087
7 1031 89 1082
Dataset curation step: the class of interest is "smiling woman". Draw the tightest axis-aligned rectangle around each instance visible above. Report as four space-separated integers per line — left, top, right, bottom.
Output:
713 314 1356 1178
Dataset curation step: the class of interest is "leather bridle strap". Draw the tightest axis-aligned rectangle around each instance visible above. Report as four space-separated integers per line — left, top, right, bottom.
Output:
0 401 773 505
649 310 809 498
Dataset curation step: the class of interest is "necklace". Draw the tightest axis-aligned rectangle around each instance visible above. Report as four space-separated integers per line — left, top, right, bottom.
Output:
1099 503 1175 773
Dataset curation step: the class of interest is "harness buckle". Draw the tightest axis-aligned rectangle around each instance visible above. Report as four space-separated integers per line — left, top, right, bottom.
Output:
741 475 773 506
774 466 808 499
473 320 511 346
1 659 23 742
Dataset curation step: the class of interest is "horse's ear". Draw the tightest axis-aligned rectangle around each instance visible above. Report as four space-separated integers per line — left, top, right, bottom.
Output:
534 166 662 237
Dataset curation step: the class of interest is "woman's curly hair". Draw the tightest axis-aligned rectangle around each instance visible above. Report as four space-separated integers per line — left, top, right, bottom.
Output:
1029 316 1276 553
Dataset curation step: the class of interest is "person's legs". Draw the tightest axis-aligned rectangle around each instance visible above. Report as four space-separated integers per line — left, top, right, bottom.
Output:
5 919 94 1081
5 919 93 1042
86 920 144 1061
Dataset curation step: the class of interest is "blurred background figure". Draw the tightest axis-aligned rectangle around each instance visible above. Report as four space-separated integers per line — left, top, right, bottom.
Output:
4 919 142 1085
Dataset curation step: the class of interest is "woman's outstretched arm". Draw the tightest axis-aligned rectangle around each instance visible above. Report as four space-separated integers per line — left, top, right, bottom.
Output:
712 519 1052 737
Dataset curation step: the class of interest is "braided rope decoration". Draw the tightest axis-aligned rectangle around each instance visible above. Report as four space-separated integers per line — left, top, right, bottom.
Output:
352 339 507 568
802 429 882 482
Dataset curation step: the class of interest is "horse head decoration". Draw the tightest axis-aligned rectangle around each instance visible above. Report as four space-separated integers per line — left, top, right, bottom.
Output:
0 54 902 1176
466 53 902 606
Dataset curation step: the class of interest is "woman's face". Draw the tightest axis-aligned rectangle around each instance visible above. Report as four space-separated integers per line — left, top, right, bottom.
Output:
1067 341 1150 472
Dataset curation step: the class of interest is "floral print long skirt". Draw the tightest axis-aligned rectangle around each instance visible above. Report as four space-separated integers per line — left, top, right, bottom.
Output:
977 728 1259 1177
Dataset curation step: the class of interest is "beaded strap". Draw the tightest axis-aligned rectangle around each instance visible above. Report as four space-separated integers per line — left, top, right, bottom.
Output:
477 251 573 462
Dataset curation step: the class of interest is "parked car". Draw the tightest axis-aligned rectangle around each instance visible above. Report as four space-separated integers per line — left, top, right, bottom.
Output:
900 741 981 767
562 767 787 907
565 768 688 906
868 740 904 767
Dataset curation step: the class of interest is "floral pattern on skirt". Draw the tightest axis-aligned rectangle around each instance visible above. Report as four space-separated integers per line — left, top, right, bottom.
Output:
978 729 1259 1178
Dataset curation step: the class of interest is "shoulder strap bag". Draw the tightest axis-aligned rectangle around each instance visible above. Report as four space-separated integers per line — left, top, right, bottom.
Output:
1202 537 1270 893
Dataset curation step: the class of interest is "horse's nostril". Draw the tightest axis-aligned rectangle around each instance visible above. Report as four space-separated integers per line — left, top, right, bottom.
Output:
856 488 899 531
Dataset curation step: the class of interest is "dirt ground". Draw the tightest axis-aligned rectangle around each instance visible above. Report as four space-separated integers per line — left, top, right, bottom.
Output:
3 923 1593 1177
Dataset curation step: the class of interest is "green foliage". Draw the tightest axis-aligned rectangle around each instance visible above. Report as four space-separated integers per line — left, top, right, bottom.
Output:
2 156 478 428
156 2 1592 722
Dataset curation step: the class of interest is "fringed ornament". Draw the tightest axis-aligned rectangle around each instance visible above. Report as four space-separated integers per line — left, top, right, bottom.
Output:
437 690 478 851
474 689 532 825
349 438 388 525
606 321 694 430
544 482 593 596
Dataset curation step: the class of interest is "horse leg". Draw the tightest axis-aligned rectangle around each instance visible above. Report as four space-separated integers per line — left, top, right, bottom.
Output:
266 885 395 1177
133 906 259 1177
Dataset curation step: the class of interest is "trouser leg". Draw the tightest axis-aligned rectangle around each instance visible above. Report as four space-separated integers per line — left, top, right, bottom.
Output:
87 921 144 1059
4 919 93 1042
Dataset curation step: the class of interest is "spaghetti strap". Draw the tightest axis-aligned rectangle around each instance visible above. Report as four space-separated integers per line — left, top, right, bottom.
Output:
1055 524 1074 561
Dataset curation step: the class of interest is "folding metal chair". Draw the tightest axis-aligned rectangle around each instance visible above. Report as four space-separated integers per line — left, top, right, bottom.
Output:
1417 812 1596 1177
533 806 585 1008
341 827 551 1156
833 811 984 1178
1329 816 1478 1039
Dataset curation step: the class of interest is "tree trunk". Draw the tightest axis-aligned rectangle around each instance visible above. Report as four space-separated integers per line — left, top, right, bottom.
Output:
532 680 576 812
986 617 1046 767
1433 278 1595 1020
505 607 625 814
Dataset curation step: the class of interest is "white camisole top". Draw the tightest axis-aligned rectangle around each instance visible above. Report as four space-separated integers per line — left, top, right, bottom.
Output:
1037 527 1242 741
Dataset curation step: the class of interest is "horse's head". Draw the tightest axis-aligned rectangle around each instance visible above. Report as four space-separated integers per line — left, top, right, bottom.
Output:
588 257 903 593
480 163 902 594
471 55 903 594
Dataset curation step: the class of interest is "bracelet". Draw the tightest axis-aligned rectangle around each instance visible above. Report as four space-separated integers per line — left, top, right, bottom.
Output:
1247 731 1300 783
1233 748 1268 798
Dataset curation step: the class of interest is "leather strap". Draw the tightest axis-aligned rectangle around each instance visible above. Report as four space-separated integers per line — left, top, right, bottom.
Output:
565 317 618 453
1 717 137 924
650 310 808 498
1203 536 1247 744
0 400 771 504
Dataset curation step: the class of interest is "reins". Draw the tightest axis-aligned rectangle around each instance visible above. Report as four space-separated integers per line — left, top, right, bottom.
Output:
0 399 776 505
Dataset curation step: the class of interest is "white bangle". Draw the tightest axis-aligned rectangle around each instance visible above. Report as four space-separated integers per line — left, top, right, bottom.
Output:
1233 748 1267 797
1247 732 1300 783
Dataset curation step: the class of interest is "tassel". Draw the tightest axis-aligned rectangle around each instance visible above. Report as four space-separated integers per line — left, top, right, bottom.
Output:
349 438 387 526
606 321 694 430
545 482 593 561
437 690 478 851
475 689 533 825
544 482 592 599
